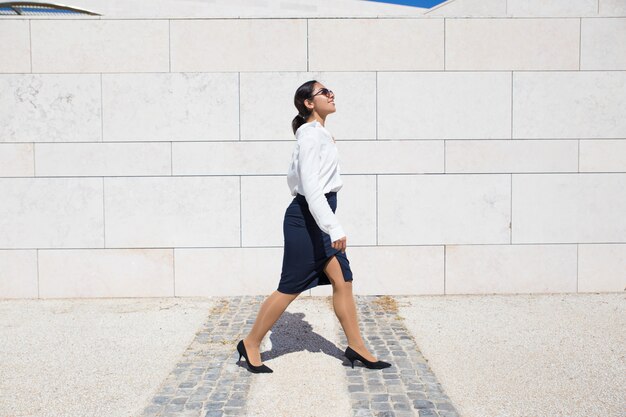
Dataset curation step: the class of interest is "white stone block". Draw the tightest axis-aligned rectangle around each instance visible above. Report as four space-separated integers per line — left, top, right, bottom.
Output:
308 284 332 297
445 244 577 294
241 176 297 247
170 19 306 72
174 247 282 296
38 248 173 298
599 0 626 15
310 245 445 296
240 72 376 141
580 139 626 172
341 140 443 174
36 142 171 176
0 178 104 248
446 139 578 173
333 175 377 246
378 174 511 245
581 18 626 70
103 176 240 248
172 141 293 175
425 0 506 17
0 20 30 73
378 72 511 139
512 173 626 243
31 20 169 72
308 18 444 71
0 144 34 177
102 72 239 141
507 0 598 17
578 244 626 292
0 74 101 142
446 18 579 70
513 71 626 139
0 250 37 298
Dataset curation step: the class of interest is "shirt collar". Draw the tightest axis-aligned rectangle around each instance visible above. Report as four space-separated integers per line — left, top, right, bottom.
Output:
297 119 327 135
312 120 330 130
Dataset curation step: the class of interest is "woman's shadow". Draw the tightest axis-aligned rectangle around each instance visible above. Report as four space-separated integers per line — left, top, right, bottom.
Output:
237 310 351 368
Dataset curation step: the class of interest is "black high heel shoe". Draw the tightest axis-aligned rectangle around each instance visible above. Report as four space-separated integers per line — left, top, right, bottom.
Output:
344 346 392 369
236 340 273 373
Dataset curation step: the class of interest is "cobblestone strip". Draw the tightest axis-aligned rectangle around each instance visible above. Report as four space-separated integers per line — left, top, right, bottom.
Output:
337 295 460 417
140 296 263 417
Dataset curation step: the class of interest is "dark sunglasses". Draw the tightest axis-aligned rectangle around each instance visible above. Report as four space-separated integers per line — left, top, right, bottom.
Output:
310 88 334 99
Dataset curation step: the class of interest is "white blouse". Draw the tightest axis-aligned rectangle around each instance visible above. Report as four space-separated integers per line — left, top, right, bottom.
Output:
286 120 345 242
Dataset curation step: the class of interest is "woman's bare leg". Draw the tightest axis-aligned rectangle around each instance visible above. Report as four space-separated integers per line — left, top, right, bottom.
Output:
324 256 378 362
242 290 300 366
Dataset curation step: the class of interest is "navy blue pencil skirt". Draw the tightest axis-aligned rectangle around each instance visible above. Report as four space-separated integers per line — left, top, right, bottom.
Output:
277 191 353 294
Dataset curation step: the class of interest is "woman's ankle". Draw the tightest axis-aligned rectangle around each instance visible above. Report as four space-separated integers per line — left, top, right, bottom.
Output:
348 341 367 350
243 337 261 348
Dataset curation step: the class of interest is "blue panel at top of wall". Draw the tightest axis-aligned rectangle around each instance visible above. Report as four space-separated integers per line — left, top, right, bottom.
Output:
365 0 448 8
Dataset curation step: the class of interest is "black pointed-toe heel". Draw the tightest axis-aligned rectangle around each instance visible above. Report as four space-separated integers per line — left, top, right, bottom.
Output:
236 340 273 373
344 346 392 370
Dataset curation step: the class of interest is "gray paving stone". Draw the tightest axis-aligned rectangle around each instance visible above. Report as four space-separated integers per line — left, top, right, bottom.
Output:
225 398 245 408
439 411 460 417
392 401 411 411
371 393 390 402
151 395 171 405
371 401 393 411
349 384 366 392
351 392 370 401
352 399 371 408
385 383 407 393
208 392 228 402
394 412 416 417
184 402 203 410
353 408 375 417
413 399 435 409
164 403 184 412
170 397 188 405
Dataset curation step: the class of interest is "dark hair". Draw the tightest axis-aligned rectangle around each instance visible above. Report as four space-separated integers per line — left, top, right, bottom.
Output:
291 80 318 135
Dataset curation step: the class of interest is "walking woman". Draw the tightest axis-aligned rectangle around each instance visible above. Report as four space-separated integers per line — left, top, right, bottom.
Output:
236 80 392 373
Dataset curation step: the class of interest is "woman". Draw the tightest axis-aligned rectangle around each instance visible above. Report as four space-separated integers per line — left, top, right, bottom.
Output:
236 80 392 373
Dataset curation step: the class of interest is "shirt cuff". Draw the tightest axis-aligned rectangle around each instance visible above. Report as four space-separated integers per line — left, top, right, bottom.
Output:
329 225 346 243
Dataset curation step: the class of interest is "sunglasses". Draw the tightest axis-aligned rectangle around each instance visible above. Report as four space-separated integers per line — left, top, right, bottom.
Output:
310 88 334 99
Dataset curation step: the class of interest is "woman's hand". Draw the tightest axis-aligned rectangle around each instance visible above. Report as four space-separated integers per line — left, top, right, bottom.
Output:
332 236 347 253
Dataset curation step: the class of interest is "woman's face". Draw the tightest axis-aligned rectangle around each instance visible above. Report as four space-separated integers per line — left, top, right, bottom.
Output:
306 83 336 116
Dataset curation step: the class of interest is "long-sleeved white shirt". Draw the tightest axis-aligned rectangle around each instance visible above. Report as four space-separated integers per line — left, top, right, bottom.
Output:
286 120 345 242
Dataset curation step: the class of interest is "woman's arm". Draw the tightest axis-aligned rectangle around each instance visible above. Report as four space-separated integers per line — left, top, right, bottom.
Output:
297 128 346 243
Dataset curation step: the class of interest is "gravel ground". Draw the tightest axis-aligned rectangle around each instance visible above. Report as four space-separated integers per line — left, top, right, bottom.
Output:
0 297 214 417
396 292 626 417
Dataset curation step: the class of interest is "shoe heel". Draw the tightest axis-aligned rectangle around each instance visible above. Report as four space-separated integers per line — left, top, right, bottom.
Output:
236 339 273 374
344 346 392 370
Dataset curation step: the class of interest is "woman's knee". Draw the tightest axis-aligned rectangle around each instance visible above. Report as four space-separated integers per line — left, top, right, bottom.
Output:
332 280 353 294
325 256 353 291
